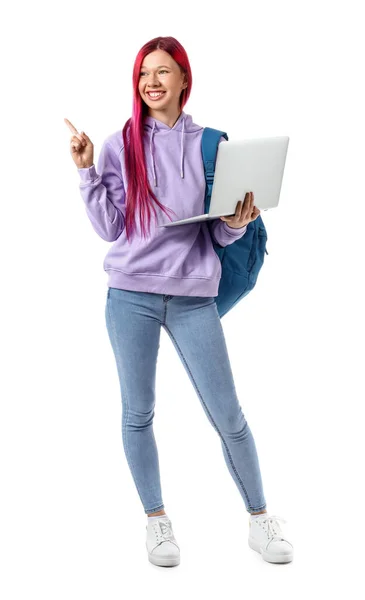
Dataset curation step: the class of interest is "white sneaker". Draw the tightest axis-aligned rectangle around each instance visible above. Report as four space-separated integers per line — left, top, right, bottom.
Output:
248 514 294 563
146 515 180 567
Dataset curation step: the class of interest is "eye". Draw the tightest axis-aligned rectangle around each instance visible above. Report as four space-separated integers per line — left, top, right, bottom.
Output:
140 70 169 76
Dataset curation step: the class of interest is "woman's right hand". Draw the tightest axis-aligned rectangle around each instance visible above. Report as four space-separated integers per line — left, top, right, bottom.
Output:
64 117 94 169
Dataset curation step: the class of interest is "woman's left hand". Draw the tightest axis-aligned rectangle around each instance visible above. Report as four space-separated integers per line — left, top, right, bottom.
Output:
220 191 260 229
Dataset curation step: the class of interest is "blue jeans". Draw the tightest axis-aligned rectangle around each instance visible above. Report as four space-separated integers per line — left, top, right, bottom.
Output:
105 288 267 515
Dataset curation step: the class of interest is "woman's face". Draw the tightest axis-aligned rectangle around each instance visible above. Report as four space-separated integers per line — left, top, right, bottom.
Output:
138 49 187 112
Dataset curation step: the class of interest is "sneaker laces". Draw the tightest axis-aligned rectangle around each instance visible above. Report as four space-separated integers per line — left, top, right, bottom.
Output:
255 514 287 541
150 517 175 545
158 519 174 540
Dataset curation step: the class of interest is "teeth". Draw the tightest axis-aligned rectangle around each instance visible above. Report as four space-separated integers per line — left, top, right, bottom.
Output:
148 92 164 98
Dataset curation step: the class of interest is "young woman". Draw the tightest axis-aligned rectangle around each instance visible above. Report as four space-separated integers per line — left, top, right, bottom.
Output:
65 36 293 568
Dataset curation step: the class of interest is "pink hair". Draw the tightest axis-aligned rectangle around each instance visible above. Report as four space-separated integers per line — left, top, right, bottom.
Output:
121 36 193 243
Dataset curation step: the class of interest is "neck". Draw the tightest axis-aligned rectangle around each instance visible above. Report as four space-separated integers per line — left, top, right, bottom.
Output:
146 105 182 129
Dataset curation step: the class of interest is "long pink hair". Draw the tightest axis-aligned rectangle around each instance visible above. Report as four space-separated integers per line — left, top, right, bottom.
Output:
121 36 193 243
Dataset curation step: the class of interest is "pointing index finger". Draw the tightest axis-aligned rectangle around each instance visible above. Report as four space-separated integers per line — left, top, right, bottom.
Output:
64 117 79 135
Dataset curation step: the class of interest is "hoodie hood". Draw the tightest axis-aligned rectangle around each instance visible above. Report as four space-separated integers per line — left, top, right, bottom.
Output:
143 110 201 187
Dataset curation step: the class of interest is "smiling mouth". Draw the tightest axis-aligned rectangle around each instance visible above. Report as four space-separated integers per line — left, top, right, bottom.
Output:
146 91 166 98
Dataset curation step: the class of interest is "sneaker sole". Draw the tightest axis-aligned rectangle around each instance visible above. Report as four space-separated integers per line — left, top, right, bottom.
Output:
147 552 180 567
248 537 293 563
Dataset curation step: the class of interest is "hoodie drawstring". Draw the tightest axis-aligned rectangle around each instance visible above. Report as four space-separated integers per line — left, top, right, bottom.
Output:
180 116 185 180
150 120 157 187
150 116 185 187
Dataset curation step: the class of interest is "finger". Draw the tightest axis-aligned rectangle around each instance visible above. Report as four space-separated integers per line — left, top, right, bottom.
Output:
242 192 252 214
64 117 79 135
78 133 88 145
251 206 260 220
65 118 85 144
74 133 87 147
240 200 247 219
79 132 89 146
248 192 254 214
241 193 252 218
70 134 84 150
233 202 242 222
80 131 91 142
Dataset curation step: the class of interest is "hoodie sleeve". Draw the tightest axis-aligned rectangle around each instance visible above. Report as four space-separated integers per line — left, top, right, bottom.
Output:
208 219 247 247
206 135 248 247
77 138 125 242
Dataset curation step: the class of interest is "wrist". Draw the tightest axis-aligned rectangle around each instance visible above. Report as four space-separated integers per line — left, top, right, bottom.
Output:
78 163 94 170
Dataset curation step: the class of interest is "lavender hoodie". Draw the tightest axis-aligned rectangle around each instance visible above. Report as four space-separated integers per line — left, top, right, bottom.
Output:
77 110 247 297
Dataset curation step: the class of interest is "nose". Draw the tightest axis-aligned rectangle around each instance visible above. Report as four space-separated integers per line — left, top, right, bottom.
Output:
146 75 160 87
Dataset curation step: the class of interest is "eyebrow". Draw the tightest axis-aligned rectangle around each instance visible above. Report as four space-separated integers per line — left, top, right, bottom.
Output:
140 65 171 70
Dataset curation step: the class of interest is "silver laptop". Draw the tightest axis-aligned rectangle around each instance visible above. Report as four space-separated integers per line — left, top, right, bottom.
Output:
158 136 289 227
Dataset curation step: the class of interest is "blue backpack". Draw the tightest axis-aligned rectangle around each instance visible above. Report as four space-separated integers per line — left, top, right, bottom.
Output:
201 127 269 319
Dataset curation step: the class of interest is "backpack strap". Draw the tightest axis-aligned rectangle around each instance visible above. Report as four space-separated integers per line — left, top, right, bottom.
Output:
201 128 228 214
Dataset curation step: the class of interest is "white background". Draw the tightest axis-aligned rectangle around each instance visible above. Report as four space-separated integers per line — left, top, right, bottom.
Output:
1 0 364 597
